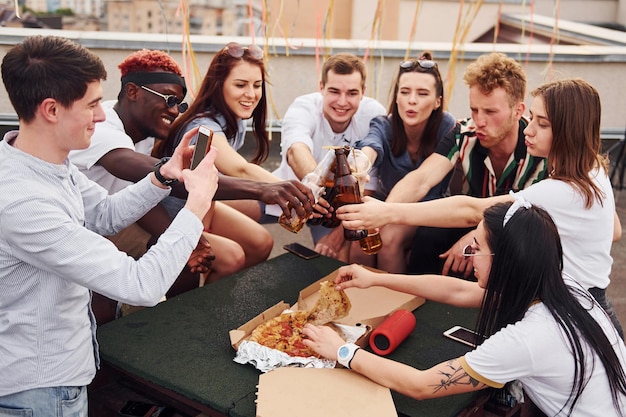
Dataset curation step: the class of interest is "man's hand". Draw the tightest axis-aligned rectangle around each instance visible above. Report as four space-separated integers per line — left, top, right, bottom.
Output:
186 233 216 273
159 127 199 181
259 180 315 219
440 231 475 278
181 147 219 221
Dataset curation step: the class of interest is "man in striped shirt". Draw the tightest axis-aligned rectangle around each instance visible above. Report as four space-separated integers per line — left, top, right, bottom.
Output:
383 52 546 277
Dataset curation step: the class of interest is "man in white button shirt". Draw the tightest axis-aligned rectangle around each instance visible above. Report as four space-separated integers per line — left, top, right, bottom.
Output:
0 35 218 415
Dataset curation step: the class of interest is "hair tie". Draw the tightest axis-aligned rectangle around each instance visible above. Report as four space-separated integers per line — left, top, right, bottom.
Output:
503 191 532 227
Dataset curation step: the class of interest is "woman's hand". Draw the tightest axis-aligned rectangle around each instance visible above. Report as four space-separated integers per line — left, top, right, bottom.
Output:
333 264 378 290
302 324 346 360
336 196 391 230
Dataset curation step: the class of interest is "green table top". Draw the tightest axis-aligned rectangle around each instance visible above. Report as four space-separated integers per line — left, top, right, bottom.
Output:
97 253 480 417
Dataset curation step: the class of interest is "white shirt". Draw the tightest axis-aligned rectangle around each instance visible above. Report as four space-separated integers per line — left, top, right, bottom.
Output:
463 281 626 416
273 92 386 185
0 133 202 395
516 168 615 289
69 100 155 194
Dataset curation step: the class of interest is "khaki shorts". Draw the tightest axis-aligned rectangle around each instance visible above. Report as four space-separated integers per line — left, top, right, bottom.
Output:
106 222 152 260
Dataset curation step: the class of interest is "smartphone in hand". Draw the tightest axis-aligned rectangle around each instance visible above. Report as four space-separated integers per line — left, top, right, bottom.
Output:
190 126 213 170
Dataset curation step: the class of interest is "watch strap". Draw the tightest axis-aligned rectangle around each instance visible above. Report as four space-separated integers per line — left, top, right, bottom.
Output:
154 157 178 186
337 343 360 369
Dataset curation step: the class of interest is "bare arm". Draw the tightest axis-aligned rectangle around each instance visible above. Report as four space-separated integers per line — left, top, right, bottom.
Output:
337 194 511 231
286 142 318 180
614 211 622 241
334 264 484 308
97 147 191 199
98 147 158 183
386 153 455 203
212 133 281 183
352 355 488 400
360 145 378 168
213 176 314 218
302 324 488 400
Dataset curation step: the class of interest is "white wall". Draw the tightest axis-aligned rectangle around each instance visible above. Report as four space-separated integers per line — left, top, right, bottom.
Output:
1 27 626 130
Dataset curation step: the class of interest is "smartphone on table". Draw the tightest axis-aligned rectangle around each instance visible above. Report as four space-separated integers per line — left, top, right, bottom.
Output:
283 242 320 260
443 325 482 348
190 125 213 170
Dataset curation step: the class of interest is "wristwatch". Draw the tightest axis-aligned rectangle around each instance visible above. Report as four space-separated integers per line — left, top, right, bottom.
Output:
337 343 360 369
154 157 178 187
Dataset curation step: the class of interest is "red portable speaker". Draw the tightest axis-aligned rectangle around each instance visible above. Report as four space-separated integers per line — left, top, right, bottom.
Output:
369 309 416 356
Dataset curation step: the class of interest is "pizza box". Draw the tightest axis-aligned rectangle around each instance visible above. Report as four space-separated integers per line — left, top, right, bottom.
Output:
229 267 425 351
256 367 397 417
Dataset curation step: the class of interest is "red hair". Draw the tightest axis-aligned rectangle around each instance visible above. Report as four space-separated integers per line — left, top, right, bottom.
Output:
118 49 182 76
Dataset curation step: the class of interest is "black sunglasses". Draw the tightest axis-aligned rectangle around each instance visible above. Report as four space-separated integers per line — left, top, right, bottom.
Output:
462 244 494 258
222 42 264 60
141 85 188 113
400 59 437 70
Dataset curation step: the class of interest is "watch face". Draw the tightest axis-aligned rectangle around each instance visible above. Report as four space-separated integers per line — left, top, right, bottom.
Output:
338 346 350 359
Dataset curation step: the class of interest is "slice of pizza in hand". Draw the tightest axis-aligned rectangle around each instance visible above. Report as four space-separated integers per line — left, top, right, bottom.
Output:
307 280 351 325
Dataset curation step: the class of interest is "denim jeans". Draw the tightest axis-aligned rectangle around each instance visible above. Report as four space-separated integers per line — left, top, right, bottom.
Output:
0 386 87 417
589 286 625 340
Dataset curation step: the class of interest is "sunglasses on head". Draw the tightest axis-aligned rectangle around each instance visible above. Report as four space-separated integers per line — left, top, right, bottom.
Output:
400 59 437 71
222 42 264 60
140 85 188 113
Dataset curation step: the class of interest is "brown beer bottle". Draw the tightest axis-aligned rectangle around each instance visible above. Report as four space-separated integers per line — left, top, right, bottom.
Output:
333 146 368 241
306 163 334 228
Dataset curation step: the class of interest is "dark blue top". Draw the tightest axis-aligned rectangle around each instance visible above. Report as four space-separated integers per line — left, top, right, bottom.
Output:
357 111 456 200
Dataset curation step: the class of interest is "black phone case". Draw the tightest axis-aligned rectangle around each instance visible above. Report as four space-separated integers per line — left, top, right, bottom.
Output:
283 243 319 259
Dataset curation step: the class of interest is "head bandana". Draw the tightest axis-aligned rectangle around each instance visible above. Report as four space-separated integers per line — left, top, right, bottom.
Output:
503 191 532 227
121 71 187 97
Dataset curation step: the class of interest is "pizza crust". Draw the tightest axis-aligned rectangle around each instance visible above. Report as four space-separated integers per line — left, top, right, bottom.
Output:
307 281 351 325
249 311 318 358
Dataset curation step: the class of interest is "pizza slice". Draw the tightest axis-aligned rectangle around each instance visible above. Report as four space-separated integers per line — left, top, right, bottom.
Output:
247 280 352 358
249 310 319 358
307 281 351 325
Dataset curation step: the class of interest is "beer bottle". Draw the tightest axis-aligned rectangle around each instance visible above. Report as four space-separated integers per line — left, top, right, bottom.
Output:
359 228 383 254
279 150 333 233
307 152 337 227
333 146 368 241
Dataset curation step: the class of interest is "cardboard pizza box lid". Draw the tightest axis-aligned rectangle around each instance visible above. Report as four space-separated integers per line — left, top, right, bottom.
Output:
229 301 291 350
229 267 424 350
294 270 425 333
256 367 397 417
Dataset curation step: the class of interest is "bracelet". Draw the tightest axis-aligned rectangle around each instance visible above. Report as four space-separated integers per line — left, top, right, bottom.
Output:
154 157 178 187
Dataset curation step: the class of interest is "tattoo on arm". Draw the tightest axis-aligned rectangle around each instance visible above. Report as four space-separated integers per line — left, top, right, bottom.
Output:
430 360 485 393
